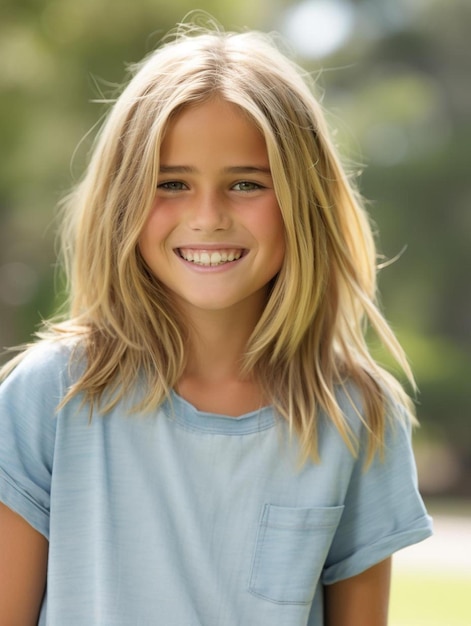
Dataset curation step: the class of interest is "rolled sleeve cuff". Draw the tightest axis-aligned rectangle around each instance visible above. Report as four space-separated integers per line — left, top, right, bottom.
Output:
322 514 433 584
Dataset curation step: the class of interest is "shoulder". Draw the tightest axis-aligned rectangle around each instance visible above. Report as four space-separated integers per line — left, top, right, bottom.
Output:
334 376 411 421
332 378 418 477
0 339 82 403
0 339 83 472
324 378 415 461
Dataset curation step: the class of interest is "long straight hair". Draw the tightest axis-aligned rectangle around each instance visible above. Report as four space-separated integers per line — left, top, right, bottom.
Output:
1 24 416 464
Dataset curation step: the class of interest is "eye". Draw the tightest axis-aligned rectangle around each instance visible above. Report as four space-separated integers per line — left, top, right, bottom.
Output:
157 181 188 192
232 181 264 192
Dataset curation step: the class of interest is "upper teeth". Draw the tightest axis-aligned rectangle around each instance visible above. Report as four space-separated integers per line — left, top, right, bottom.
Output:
179 249 243 266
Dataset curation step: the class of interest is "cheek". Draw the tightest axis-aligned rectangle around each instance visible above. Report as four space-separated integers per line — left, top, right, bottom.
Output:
137 217 153 259
137 216 162 269
273 238 286 276
254 204 286 274
272 213 287 273
266 205 286 251
139 204 173 247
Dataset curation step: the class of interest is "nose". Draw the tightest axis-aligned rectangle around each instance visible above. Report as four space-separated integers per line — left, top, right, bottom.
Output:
188 190 231 232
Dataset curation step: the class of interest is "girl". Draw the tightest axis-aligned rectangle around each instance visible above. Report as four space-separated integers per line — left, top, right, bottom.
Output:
0 23 432 626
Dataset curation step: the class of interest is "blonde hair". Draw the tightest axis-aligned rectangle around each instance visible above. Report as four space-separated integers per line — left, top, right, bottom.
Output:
2 23 416 464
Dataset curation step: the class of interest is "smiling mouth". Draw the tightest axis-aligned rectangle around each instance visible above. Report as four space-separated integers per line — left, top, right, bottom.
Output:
177 248 245 267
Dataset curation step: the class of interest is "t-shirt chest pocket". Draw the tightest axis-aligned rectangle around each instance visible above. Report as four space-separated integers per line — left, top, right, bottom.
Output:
248 504 344 605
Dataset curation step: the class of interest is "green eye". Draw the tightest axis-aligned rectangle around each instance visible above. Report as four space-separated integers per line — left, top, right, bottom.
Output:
158 181 187 191
233 181 262 192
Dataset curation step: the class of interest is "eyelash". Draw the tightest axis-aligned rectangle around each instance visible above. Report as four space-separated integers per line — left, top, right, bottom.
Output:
157 181 265 193
232 181 264 192
157 181 187 192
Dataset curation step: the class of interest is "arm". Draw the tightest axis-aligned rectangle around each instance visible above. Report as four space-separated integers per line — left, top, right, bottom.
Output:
324 557 392 626
0 502 48 626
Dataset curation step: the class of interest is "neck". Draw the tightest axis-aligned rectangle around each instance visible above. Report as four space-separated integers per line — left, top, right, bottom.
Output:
185 307 258 381
174 302 267 415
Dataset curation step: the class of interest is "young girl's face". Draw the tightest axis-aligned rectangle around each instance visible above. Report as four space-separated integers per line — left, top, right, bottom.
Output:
139 97 285 319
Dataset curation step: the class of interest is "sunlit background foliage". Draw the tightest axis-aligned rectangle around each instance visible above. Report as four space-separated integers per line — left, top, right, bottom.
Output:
1 0 470 498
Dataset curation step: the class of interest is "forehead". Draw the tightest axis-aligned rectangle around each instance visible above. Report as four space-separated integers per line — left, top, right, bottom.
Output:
160 98 270 166
165 97 261 137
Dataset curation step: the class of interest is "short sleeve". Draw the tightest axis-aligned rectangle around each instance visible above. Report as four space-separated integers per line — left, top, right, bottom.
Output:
322 408 433 584
0 342 68 539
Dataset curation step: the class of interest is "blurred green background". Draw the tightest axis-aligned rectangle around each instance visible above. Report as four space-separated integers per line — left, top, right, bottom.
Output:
1 1 469 498
1 1 470 622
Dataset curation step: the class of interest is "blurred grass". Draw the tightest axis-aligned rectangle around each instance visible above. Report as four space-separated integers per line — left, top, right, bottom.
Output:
390 499 471 625
390 572 471 626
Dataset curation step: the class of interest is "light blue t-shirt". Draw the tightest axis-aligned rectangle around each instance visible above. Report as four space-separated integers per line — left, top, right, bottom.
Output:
0 342 432 625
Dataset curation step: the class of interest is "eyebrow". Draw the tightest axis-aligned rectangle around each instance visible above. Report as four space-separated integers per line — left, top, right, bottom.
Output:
223 166 272 175
159 165 272 175
159 165 194 173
